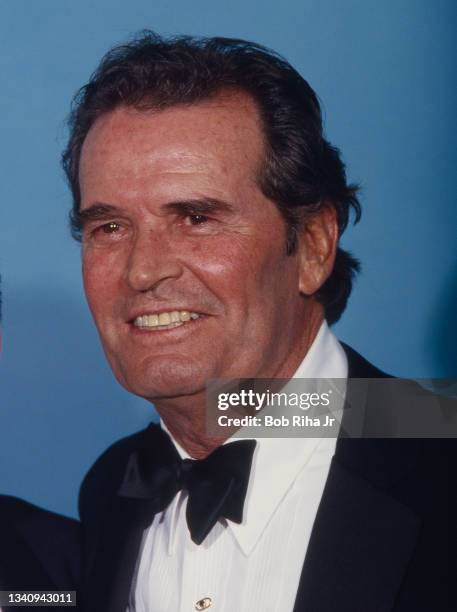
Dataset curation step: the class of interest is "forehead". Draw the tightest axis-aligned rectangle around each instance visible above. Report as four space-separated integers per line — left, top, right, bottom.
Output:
79 91 266 207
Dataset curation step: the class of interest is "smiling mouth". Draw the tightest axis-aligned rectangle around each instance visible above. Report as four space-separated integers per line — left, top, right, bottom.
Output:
132 310 201 331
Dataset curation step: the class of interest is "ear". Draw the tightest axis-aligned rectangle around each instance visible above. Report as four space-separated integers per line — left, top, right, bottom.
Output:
296 205 339 295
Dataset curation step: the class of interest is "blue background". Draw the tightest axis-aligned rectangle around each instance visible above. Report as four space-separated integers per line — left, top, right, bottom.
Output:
0 0 456 519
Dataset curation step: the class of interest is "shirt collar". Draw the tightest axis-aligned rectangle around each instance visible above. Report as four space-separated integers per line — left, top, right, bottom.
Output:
228 321 348 556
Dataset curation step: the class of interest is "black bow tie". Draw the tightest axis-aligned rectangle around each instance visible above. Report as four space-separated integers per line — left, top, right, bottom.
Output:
117 424 256 545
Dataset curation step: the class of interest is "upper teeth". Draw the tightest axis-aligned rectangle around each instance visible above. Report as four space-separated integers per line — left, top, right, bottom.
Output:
134 311 200 328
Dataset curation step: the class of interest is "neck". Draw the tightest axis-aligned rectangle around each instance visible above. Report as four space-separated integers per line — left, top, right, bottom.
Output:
155 308 325 458
160 401 227 458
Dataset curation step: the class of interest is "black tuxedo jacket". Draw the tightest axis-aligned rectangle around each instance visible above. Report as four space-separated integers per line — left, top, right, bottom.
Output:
79 345 457 611
0 496 81 610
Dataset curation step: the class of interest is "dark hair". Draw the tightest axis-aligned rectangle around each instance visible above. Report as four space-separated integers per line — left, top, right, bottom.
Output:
62 31 361 324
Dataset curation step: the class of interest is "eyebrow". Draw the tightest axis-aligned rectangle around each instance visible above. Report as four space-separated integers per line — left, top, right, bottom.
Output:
163 197 235 216
76 198 235 227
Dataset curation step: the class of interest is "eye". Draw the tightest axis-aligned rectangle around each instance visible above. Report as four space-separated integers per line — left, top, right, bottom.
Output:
186 214 209 226
84 221 124 243
101 222 121 233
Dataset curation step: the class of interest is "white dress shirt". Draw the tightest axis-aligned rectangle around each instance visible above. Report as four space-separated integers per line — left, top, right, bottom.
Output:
129 321 348 612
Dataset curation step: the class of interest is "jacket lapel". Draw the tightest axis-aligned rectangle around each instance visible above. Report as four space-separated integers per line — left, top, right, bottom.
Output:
293 447 420 612
293 345 422 611
83 496 156 612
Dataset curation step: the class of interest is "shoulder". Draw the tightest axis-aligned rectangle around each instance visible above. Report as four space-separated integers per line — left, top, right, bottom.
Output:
0 495 80 553
337 343 457 481
340 342 391 378
0 494 79 533
0 495 81 590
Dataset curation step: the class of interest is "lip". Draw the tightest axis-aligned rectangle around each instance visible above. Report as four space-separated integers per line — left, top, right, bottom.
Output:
126 308 205 323
128 314 206 336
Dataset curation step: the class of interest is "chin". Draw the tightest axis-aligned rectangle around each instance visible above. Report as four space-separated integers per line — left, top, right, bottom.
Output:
113 356 212 401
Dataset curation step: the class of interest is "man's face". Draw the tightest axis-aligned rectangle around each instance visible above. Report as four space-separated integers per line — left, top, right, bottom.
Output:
79 92 321 401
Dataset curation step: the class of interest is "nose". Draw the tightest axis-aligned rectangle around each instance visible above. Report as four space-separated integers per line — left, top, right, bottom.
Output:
125 229 183 292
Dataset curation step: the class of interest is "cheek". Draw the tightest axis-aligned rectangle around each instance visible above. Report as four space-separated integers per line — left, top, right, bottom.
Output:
82 250 119 315
187 234 256 292
187 231 292 310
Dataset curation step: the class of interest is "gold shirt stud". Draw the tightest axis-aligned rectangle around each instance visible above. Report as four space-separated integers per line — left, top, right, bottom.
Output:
195 597 212 610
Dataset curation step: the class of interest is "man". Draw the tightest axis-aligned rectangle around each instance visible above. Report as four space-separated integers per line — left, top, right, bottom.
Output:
0 283 81 609
63 33 457 611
